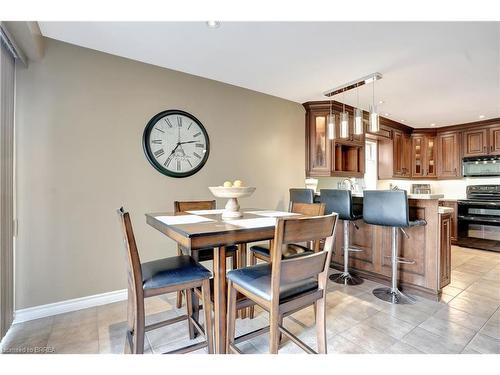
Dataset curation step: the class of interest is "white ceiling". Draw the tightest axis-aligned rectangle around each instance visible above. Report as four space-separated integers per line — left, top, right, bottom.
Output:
39 22 500 128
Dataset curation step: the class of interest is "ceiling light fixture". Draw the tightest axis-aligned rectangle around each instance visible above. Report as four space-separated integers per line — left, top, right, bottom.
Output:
430 123 436 127
479 115 485 119
328 99 336 140
379 100 385 105
340 90 350 139
206 21 221 29
353 83 364 136
323 72 382 98
369 78 380 133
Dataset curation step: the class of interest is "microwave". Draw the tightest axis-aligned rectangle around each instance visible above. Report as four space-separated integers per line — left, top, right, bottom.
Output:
463 156 500 177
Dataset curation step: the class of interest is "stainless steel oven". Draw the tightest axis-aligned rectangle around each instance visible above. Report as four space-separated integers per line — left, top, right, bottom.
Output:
457 185 500 252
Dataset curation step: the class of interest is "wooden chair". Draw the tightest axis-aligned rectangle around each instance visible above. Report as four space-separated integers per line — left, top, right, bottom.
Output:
248 202 325 318
117 207 213 354
226 213 338 354
174 200 238 308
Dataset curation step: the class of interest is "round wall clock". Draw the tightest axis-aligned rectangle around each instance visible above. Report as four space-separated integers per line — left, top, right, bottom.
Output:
142 110 210 178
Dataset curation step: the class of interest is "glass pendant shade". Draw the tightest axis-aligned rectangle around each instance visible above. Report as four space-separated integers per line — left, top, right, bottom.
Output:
340 112 349 139
354 108 363 135
369 106 379 133
327 114 335 140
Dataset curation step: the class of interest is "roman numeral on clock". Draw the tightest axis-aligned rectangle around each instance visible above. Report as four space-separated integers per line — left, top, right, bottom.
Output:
193 152 202 159
195 143 204 148
177 116 183 127
154 149 165 158
193 132 201 137
151 139 162 144
176 160 181 171
165 118 173 128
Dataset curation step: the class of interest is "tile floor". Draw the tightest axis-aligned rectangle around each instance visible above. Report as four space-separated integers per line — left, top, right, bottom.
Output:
1 246 499 354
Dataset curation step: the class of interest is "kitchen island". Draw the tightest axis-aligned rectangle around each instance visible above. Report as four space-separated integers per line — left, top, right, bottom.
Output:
318 193 452 300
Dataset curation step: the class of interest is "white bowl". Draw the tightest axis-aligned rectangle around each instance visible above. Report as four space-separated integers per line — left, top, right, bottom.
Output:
208 186 256 199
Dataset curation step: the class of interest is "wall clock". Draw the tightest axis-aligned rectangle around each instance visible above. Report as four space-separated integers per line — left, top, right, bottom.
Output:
142 109 210 178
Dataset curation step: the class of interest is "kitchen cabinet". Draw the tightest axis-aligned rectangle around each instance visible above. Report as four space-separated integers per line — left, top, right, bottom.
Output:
439 200 458 244
411 134 437 178
489 125 500 155
439 212 452 288
305 105 365 177
306 110 331 176
393 130 411 177
437 131 461 178
463 128 488 157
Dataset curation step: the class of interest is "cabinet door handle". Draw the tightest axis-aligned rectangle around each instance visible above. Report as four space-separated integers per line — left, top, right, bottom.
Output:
484 146 487 153
491 145 494 153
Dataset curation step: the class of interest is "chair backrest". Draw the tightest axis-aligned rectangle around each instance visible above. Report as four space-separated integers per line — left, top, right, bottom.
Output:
319 189 354 220
290 202 326 251
117 207 144 300
174 200 216 213
363 190 410 227
290 202 325 216
289 188 314 205
269 213 338 301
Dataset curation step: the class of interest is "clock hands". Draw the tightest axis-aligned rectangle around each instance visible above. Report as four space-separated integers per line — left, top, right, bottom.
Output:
178 140 197 145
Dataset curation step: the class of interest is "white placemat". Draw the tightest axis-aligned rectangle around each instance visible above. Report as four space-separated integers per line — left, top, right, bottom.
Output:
226 217 277 229
185 209 226 215
156 215 214 225
245 210 300 217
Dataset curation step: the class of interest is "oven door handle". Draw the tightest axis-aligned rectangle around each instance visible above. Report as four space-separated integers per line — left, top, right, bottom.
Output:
458 215 500 224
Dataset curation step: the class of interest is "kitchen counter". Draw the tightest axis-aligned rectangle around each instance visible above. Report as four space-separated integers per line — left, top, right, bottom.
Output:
315 191 445 200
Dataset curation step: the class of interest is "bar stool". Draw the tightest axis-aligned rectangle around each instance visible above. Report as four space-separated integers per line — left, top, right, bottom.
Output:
362 190 427 304
289 188 314 206
320 189 364 285
117 207 213 354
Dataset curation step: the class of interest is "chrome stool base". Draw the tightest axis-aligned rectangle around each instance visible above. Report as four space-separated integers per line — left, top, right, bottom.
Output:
372 287 416 304
329 272 364 285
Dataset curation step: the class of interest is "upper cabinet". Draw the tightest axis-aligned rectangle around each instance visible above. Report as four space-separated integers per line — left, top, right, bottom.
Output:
411 134 436 178
304 103 365 177
437 131 461 178
393 130 411 177
463 128 488 157
489 126 500 155
307 110 331 176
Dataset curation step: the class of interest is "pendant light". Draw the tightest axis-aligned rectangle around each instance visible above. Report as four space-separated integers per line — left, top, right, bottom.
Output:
328 99 335 140
353 84 364 135
369 79 380 133
340 90 349 139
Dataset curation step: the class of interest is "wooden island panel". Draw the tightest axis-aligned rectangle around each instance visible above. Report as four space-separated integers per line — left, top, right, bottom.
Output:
331 198 450 300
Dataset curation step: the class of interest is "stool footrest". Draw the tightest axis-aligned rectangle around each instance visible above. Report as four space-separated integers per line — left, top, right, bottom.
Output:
346 246 364 252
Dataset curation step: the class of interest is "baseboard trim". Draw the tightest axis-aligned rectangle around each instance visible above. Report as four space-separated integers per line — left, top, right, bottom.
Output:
13 289 128 324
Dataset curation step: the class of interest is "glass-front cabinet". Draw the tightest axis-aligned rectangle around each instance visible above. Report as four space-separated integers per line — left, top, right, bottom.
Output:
411 134 437 178
307 110 331 176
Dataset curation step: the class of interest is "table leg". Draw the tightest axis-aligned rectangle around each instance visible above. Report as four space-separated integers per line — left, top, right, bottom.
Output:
236 243 248 319
189 250 200 339
213 246 227 354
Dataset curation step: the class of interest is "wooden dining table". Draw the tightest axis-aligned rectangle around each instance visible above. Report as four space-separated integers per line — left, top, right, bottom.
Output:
145 208 301 354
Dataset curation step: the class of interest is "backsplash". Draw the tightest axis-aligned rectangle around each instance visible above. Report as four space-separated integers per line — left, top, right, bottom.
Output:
311 176 500 200
377 177 500 199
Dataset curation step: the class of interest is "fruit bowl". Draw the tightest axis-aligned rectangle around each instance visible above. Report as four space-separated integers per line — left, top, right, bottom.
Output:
208 186 256 218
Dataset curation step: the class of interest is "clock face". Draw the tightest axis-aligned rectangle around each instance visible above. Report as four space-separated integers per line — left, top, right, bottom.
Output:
142 110 210 178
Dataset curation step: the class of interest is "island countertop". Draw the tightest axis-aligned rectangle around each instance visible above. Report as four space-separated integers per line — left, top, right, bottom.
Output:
314 190 445 200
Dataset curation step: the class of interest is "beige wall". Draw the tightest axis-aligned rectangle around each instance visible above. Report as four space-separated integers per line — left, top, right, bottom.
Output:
15 39 305 309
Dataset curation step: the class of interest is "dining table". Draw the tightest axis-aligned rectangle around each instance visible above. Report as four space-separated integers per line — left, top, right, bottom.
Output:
145 208 302 354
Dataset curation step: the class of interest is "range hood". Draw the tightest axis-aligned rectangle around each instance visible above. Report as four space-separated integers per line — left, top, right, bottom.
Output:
463 156 500 177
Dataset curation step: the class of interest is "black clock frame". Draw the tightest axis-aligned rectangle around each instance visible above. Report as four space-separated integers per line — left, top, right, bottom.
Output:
142 109 210 178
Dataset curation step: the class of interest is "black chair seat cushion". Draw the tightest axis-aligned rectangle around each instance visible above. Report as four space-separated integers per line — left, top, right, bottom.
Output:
250 243 314 259
186 245 237 262
227 263 318 302
142 255 211 290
